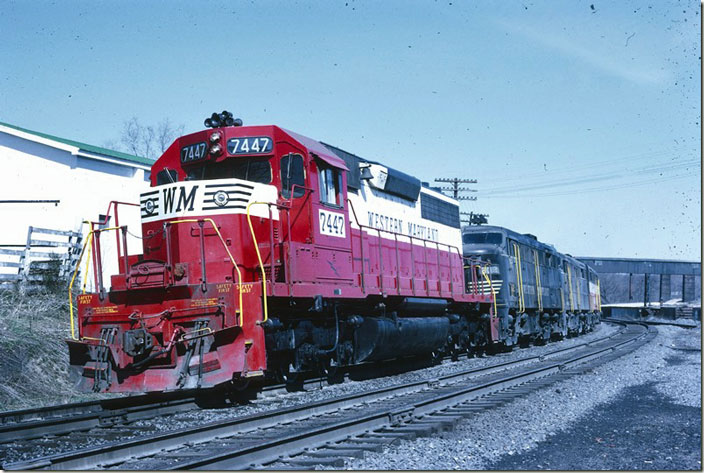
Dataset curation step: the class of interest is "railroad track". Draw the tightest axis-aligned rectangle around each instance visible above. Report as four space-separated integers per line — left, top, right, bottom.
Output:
2 322 653 470
0 376 332 445
605 317 699 329
0 322 621 445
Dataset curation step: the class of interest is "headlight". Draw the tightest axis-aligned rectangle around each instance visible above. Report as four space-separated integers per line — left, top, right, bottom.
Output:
209 132 221 143
209 143 222 156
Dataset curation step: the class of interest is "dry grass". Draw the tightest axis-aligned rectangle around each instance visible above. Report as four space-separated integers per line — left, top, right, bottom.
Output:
0 288 114 411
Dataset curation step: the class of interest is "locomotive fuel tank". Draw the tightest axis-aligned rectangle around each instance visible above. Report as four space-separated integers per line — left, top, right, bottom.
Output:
353 316 450 362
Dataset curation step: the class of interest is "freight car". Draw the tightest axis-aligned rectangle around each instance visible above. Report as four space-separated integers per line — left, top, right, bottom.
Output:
462 225 601 347
67 113 496 394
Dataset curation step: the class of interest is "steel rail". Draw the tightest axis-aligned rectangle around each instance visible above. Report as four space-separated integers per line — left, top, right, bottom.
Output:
3 323 647 471
1 318 632 449
0 396 200 444
605 317 699 329
0 320 622 443
171 325 653 470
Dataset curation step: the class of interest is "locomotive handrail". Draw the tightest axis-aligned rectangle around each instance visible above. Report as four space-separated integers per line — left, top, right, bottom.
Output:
511 242 526 313
81 222 95 294
89 201 140 279
167 218 244 326
68 225 123 340
345 198 366 293
246 201 271 324
346 198 467 298
597 279 602 311
463 259 493 298
533 249 543 312
481 266 498 317
567 265 575 312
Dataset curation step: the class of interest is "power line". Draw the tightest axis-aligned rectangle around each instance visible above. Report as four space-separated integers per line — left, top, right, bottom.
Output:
481 172 696 199
480 158 699 196
479 146 693 185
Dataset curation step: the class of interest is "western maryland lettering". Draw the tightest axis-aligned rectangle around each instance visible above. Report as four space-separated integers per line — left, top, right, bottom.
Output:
407 222 439 241
367 211 439 241
368 211 404 234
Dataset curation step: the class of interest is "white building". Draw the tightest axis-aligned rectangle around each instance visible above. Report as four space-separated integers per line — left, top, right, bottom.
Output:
0 121 153 286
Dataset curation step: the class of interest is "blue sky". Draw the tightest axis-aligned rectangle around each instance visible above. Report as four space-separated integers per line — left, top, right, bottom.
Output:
0 0 700 260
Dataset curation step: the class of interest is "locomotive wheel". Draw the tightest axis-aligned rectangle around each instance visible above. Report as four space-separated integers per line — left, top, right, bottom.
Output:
326 366 345 385
518 335 531 349
283 364 305 392
321 358 345 385
429 350 443 365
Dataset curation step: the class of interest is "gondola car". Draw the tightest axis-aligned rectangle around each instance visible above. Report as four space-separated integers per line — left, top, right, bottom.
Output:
462 225 601 347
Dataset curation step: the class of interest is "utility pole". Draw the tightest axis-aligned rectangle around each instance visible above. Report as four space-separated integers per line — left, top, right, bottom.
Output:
461 211 489 225
434 177 478 201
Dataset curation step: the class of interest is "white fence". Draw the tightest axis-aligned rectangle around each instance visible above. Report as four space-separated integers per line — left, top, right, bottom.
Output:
0 225 83 290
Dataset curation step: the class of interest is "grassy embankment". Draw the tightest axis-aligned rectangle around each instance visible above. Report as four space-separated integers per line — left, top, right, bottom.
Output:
0 288 115 411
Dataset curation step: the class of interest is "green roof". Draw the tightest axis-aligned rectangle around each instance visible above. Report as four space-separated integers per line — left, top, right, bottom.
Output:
0 121 154 166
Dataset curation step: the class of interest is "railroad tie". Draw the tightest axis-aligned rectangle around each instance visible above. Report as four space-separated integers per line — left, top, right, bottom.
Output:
427 413 467 421
445 406 487 414
364 431 418 440
411 416 459 430
334 441 385 452
159 450 212 458
380 424 437 437
285 457 346 468
465 401 504 408
307 448 365 459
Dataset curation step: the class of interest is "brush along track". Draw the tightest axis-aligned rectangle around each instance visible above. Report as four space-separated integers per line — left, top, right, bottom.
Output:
2 322 651 470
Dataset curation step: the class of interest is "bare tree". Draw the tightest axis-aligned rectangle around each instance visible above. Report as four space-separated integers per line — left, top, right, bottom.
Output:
105 117 185 160
156 118 184 153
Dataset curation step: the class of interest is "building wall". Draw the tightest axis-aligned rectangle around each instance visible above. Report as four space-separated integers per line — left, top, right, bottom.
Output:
0 132 150 287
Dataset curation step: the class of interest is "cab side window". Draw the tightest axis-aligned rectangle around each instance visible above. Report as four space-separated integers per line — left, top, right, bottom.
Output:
280 154 305 198
318 163 342 207
156 169 178 185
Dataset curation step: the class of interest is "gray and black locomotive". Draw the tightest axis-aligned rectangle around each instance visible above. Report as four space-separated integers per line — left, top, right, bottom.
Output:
463 225 601 347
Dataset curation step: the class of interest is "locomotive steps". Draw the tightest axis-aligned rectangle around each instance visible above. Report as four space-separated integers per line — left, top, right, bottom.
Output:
2 322 653 470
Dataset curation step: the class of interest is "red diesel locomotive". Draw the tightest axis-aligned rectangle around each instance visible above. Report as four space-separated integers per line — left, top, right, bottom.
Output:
67 112 496 393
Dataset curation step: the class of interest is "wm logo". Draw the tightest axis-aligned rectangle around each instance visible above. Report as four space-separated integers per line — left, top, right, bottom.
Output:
163 186 198 213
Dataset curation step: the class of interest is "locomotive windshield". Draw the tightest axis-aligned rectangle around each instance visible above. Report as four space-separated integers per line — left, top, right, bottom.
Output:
463 232 504 245
185 157 272 184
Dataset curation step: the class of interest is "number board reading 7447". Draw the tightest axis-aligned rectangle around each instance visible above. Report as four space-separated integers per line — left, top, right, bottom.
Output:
227 136 273 155
318 209 346 238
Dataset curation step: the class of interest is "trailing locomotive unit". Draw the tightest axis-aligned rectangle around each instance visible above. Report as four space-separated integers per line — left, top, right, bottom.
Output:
462 225 601 347
67 113 495 393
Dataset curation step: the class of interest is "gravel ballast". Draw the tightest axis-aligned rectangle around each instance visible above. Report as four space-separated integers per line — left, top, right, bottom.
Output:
343 324 701 470
0 323 618 465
